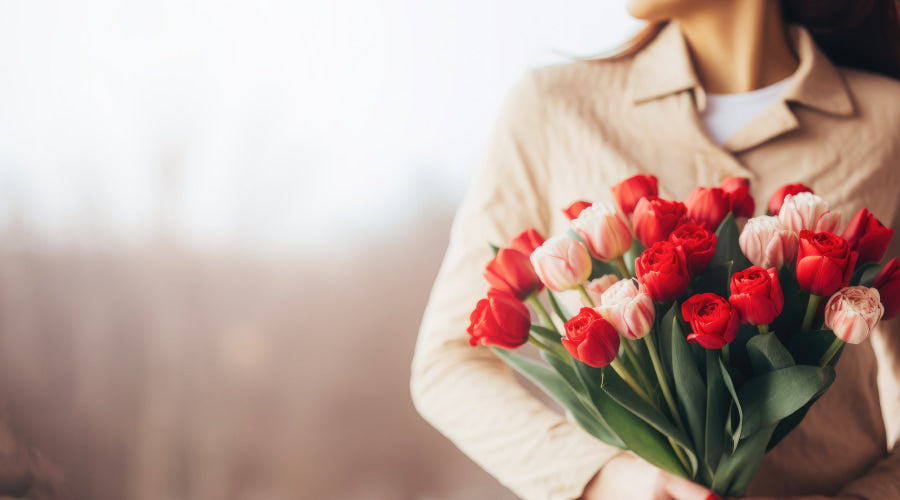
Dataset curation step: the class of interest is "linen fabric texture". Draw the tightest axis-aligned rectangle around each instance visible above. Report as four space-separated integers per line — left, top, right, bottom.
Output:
411 19 900 500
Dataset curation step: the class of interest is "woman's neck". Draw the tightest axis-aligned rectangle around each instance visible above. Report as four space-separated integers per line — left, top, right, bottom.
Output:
676 0 799 94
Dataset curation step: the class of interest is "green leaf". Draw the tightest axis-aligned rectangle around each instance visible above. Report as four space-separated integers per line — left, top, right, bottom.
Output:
705 350 728 472
489 243 501 255
738 365 836 439
530 325 561 345
712 426 775 498
851 262 882 287
710 213 751 272
719 359 743 454
573 361 689 478
693 261 733 298
786 329 838 365
670 314 707 476
624 238 645 277
491 348 625 448
596 365 698 477
771 266 806 334
745 333 795 374
547 290 572 322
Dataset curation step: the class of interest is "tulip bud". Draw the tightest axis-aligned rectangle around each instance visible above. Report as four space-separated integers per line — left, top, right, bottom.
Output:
562 308 620 368
635 241 690 302
874 258 900 320
563 200 593 221
632 197 687 248
729 266 784 325
681 293 739 350
530 236 592 292
508 228 545 256
597 279 655 340
796 230 858 297
778 192 841 234
467 290 531 348
739 216 799 270
572 202 633 262
685 187 732 231
767 183 813 216
841 208 894 264
824 286 884 344
612 174 658 217
583 274 619 306
484 248 543 300
720 176 755 219
669 222 717 276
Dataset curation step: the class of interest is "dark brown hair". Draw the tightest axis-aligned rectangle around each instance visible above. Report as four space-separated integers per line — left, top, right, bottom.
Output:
593 1 900 80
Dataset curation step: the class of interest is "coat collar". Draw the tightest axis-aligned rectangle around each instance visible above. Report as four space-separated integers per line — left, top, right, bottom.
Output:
626 20 856 118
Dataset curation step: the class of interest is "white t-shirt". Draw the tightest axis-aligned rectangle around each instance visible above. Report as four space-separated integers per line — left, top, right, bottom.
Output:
699 76 793 146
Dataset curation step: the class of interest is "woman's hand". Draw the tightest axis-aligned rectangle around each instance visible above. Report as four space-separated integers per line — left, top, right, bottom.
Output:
581 453 719 500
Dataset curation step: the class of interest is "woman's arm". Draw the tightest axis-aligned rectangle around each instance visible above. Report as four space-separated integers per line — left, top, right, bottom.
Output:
409 70 622 500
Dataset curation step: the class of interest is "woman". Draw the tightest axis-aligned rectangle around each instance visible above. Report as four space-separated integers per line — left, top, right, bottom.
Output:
411 1 900 499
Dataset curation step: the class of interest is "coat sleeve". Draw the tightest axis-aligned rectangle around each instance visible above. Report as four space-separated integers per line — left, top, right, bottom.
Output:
409 69 623 500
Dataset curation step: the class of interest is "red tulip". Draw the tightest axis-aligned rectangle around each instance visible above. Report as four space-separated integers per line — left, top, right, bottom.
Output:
612 174 658 217
632 197 687 248
841 208 894 264
563 200 593 221
508 228 545 256
729 266 784 325
796 230 859 297
685 187 732 231
484 248 543 299
635 241 690 302
562 308 620 368
720 176 755 219
681 293 740 350
874 258 900 320
467 290 531 348
668 222 717 276
767 183 813 216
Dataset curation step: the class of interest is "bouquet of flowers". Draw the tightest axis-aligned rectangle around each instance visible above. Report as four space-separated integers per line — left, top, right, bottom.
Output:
467 175 900 497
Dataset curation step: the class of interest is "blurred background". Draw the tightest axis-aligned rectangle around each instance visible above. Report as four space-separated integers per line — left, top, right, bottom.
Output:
0 1 641 499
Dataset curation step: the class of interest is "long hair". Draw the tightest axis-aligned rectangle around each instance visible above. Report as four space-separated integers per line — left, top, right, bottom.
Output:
589 1 900 80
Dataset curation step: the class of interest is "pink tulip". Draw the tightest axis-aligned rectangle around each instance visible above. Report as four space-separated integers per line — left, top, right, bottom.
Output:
530 236 592 292
571 202 633 262
739 216 799 270
778 192 841 234
583 274 619 306
824 286 884 344
596 279 655 340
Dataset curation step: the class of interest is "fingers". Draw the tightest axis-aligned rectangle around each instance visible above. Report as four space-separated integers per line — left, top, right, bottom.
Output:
660 472 721 500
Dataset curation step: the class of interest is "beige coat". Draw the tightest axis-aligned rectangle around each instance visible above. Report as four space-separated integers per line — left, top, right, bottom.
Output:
411 19 900 500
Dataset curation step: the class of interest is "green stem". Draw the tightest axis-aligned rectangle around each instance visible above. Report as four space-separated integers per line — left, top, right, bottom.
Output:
620 338 654 392
802 294 823 332
721 344 731 364
644 331 689 435
526 295 558 334
614 256 632 279
613 349 692 479
577 285 595 307
609 358 653 405
818 336 844 366
757 324 769 335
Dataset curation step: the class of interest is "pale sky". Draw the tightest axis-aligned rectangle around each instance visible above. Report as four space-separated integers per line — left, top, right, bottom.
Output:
0 1 641 253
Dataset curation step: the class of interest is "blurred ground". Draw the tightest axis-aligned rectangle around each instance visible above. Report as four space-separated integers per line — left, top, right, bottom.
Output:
0 208 517 500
